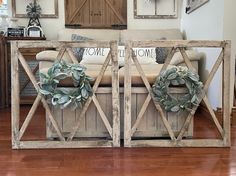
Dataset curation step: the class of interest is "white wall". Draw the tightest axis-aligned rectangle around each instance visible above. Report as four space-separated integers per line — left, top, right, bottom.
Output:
181 0 225 109
127 0 182 29
8 0 182 39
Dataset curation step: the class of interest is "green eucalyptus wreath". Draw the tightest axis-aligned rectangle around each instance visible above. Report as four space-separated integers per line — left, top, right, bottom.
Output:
152 66 203 112
39 60 93 109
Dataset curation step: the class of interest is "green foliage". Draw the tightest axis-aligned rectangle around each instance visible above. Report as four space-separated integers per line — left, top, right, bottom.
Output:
152 66 203 112
39 60 93 109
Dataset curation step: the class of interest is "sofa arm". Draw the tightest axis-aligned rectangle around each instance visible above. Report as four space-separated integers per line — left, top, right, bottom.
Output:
170 50 204 65
36 50 73 70
36 50 72 62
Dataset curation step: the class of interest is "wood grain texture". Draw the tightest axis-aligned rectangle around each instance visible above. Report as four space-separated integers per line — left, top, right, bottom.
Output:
123 40 231 147
0 106 235 176
65 0 127 28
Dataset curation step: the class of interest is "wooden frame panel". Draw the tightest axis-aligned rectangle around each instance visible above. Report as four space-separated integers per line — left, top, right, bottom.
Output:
124 40 231 147
11 40 120 149
12 0 59 18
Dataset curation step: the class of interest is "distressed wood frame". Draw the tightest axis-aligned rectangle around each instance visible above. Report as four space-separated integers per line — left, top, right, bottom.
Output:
124 40 231 147
12 0 59 18
11 40 120 149
134 0 177 19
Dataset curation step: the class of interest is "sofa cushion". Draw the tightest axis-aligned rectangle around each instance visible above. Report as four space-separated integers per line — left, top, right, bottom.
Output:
170 50 203 65
36 50 72 63
119 64 174 85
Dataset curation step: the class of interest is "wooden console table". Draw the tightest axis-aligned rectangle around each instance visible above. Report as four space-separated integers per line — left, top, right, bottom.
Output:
0 36 46 107
0 35 8 108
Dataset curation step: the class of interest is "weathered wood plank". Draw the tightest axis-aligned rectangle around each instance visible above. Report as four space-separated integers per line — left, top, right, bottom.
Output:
66 48 79 64
11 41 20 148
131 40 225 48
56 48 66 61
131 139 227 147
203 96 224 138
124 41 132 147
179 48 196 73
67 50 111 141
110 41 120 147
92 95 112 137
222 40 231 146
19 94 41 140
16 40 111 49
204 50 223 90
14 140 113 149
18 52 65 141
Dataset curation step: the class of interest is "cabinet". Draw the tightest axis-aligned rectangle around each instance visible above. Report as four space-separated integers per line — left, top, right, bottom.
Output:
65 0 127 28
5 37 46 105
0 36 8 108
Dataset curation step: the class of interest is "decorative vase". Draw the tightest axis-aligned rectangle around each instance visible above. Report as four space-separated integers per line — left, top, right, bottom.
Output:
9 18 18 28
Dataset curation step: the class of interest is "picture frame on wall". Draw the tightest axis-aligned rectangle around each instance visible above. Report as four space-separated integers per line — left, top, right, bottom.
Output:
134 0 177 19
12 0 58 18
186 0 209 14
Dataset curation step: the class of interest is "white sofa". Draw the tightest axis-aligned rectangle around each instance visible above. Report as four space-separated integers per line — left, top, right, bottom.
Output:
37 28 203 85
36 28 204 139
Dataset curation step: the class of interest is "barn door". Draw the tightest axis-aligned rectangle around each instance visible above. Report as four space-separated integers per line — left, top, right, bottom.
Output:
64 0 127 28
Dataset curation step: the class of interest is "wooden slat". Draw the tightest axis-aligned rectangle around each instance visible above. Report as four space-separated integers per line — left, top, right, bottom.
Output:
66 48 79 64
179 48 196 72
14 140 113 149
204 50 223 90
222 40 231 146
68 0 88 24
16 40 111 49
153 101 176 141
131 45 176 141
11 41 20 148
131 40 225 48
67 51 111 141
18 94 42 140
124 41 132 147
18 52 65 141
56 48 66 61
131 94 151 136
110 41 120 147
92 95 112 137
131 139 226 147
20 64 39 93
203 96 224 138
105 0 126 24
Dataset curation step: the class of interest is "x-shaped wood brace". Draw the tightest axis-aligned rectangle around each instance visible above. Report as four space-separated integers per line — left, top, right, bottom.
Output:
125 42 226 145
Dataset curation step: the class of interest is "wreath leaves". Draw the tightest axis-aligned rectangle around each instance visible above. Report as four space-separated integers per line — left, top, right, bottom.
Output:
39 60 93 109
152 66 203 112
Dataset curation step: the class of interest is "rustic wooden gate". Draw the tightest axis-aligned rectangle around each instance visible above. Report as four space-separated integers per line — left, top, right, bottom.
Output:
11 40 120 149
124 40 231 147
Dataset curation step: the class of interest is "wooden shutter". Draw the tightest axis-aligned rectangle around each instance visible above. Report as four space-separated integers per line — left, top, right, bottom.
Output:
64 0 127 28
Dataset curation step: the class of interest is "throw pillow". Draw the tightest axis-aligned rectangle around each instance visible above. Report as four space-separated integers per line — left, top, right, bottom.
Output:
118 46 156 67
80 47 111 65
71 34 92 61
155 37 169 64
155 47 169 64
